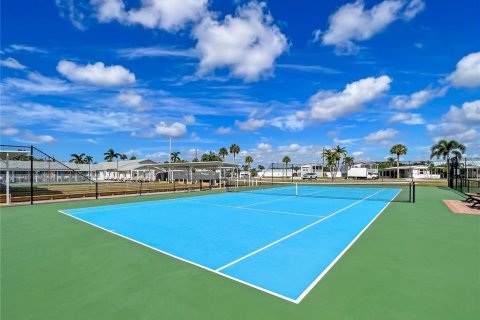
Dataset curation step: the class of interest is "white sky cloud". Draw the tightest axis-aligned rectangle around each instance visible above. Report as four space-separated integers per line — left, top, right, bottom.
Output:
389 112 425 125
235 117 267 131
18 130 56 144
91 0 208 31
118 92 144 109
182 115 196 125
447 52 480 88
1 127 20 136
3 72 71 93
216 127 233 135
57 60 136 87
306 75 391 121
365 128 398 143
154 121 187 138
117 46 196 59
193 1 288 81
391 87 447 110
318 0 424 55
0 57 27 70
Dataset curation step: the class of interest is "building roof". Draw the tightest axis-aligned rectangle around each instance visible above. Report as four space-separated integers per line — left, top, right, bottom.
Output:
0 159 237 172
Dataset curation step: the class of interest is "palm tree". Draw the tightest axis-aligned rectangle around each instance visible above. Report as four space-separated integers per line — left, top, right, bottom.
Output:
201 151 222 162
230 143 240 176
171 151 181 163
245 156 254 169
258 165 265 171
84 155 93 179
129 155 137 160
322 148 341 181
219 147 228 161
119 154 128 161
334 145 347 175
386 157 396 168
104 148 120 162
282 156 291 179
390 144 408 179
430 140 466 181
70 153 85 164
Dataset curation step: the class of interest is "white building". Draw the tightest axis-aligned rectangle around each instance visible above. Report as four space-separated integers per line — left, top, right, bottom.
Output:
379 165 441 179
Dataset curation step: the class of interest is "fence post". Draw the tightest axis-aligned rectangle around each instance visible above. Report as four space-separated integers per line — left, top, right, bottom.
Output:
30 145 34 205
271 163 273 185
174 179 176 193
139 181 142 196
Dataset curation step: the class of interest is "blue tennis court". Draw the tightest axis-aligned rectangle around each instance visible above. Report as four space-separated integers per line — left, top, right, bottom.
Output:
60 184 402 303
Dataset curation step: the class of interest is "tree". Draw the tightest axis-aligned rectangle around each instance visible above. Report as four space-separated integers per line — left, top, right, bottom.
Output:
104 149 120 162
245 156 253 169
258 165 265 171
386 157 396 167
250 168 258 177
343 156 354 171
242 165 249 172
322 148 341 181
219 147 228 161
70 153 85 164
334 145 347 176
430 140 466 181
293 166 301 177
170 151 181 163
84 155 93 164
389 144 408 179
230 143 240 176
282 156 291 178
201 151 222 162
129 155 137 160
119 154 128 161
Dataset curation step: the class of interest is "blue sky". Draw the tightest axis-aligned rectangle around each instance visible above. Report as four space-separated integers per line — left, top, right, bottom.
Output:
1 0 479 165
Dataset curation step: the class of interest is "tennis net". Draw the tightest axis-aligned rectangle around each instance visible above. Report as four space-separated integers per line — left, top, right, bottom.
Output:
226 180 415 203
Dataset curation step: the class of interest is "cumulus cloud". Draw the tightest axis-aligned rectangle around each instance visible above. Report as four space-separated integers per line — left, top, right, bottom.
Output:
91 0 208 31
306 75 391 122
0 57 27 70
352 151 364 158
391 87 447 110
192 1 288 81
447 52 480 88
257 142 273 153
182 115 196 124
235 117 266 131
270 114 305 131
117 92 144 109
57 60 136 87
317 0 424 55
365 128 398 143
389 112 425 124
216 126 233 134
154 121 187 138
442 100 480 124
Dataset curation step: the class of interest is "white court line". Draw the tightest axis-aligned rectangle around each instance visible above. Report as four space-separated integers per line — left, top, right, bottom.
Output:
215 189 385 272
64 192 238 215
181 199 324 218
294 188 401 303
57 209 298 303
236 188 330 208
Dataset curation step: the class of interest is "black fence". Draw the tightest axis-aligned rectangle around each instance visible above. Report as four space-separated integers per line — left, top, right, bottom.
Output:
0 144 221 205
449 157 480 194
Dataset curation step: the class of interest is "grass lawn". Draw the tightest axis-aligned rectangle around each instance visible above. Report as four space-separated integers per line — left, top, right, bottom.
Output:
1 186 479 319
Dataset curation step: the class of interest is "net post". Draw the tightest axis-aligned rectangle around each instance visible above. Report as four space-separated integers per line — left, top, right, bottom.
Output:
140 181 143 196
30 145 34 205
174 179 176 193
95 182 98 199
